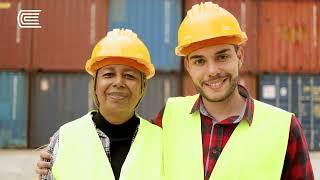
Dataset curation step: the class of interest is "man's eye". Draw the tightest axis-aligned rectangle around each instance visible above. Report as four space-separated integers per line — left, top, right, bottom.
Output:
216 54 229 61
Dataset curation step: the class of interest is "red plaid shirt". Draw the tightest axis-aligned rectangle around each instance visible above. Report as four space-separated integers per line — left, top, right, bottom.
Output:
152 85 314 180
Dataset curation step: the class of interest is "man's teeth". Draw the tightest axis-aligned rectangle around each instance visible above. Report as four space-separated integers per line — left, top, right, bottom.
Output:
206 79 225 88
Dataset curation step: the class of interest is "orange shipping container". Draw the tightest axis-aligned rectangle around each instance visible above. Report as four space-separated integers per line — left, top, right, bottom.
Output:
182 73 257 99
317 1 320 70
183 0 258 74
238 73 257 99
258 0 319 73
0 1 32 70
32 0 107 72
182 73 197 96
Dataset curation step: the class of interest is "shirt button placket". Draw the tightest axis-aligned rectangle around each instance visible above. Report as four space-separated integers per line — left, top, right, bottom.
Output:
213 125 223 159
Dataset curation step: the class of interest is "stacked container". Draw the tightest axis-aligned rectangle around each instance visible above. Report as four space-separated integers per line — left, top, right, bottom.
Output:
108 0 183 119
0 72 27 148
258 0 319 73
0 1 32 148
257 0 320 150
27 0 107 148
260 75 320 150
0 0 107 148
29 73 91 147
28 0 107 148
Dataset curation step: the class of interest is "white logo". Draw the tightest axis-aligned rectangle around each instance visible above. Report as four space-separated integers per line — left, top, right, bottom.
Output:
17 10 42 28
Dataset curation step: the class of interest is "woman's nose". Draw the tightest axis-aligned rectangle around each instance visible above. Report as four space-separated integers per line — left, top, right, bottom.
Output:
112 75 125 88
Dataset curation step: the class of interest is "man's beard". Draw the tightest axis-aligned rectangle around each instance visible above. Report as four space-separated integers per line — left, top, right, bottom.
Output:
194 75 239 103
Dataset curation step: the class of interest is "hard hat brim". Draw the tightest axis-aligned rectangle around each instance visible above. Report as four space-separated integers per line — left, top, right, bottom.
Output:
86 57 155 79
176 35 247 56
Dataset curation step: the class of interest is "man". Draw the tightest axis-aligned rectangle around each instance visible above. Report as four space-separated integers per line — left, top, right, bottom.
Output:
36 2 314 180
154 2 314 180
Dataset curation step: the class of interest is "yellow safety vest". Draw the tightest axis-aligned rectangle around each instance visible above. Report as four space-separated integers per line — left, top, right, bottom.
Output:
52 111 163 180
162 94 292 180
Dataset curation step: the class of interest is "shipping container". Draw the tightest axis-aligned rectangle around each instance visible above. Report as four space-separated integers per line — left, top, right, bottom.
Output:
0 71 27 148
182 73 197 96
258 0 319 73
242 0 258 74
317 1 320 69
31 0 107 71
238 73 257 99
108 0 182 71
182 72 257 99
0 1 32 70
259 74 320 150
29 73 91 148
259 74 294 111
137 72 181 119
183 0 258 73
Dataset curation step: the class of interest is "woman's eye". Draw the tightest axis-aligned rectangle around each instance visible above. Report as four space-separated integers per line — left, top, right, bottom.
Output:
193 59 205 65
103 72 114 77
124 74 136 79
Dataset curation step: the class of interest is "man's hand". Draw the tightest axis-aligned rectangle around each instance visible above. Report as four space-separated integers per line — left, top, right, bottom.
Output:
36 149 52 179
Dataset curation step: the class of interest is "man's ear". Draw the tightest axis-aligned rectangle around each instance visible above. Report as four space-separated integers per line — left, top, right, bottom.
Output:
237 46 244 68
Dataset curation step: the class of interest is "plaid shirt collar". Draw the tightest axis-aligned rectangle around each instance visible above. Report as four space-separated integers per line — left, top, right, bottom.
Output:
190 84 254 126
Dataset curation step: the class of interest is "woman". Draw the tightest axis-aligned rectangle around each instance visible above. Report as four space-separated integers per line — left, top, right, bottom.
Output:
37 28 162 180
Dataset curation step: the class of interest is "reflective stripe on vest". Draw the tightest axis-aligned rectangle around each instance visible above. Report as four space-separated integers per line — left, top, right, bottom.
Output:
162 94 291 180
52 111 163 180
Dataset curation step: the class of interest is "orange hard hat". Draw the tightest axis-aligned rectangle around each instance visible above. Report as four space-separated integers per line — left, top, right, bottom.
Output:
176 2 247 56
86 29 155 79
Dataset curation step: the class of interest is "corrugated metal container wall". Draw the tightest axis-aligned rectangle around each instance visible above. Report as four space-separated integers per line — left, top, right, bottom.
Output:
182 73 257 99
108 0 182 72
242 0 258 74
136 73 181 119
312 76 320 150
182 73 197 96
183 0 258 73
32 0 107 71
259 74 320 150
238 73 257 99
0 1 32 70
258 1 319 73
317 1 320 70
0 71 27 148
259 74 295 111
29 73 91 148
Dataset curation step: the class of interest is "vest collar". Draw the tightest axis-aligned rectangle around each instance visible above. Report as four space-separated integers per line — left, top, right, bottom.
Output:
189 85 254 126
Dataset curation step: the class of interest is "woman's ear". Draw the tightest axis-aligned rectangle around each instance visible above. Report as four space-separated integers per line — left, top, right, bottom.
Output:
91 74 99 108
